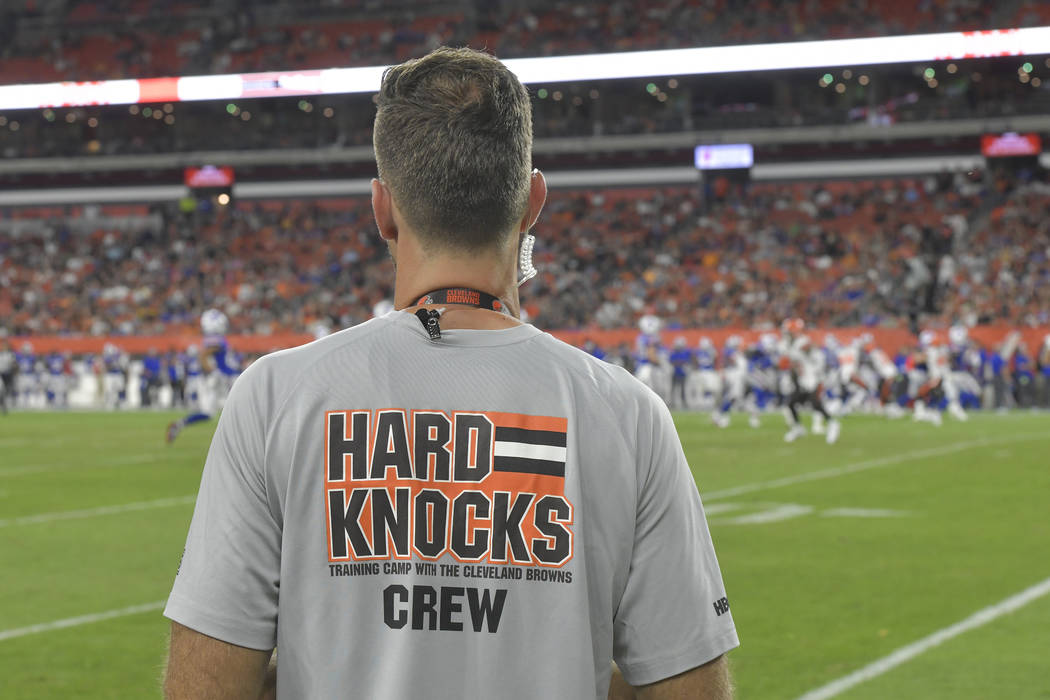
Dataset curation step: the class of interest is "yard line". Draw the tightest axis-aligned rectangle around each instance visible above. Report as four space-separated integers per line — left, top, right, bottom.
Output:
795 574 1050 700
0 601 166 642
703 433 1046 502
0 454 160 478
0 495 196 527
716 503 814 525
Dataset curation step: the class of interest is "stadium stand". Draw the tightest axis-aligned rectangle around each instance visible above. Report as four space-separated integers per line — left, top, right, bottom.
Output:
2 171 1048 338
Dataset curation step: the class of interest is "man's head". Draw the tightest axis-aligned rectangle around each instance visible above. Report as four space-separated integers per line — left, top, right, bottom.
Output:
372 46 534 254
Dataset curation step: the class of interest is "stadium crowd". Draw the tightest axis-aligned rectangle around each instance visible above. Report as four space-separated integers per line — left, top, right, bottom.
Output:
0 0 1020 84
2 170 1049 340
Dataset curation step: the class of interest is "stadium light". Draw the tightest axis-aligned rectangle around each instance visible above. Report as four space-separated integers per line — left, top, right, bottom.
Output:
0 27 1048 110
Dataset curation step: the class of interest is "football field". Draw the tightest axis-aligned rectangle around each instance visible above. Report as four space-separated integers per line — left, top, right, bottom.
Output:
1 410 1047 699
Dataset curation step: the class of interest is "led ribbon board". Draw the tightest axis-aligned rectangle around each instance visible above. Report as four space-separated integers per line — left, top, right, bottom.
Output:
0 27 1047 110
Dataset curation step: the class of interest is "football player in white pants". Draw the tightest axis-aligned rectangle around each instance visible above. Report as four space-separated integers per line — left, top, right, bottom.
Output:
779 319 840 444
101 343 129 410
712 336 760 428
913 330 967 424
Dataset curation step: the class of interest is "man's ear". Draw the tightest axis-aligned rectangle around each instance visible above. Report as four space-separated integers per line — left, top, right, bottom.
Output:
519 169 548 233
371 178 398 242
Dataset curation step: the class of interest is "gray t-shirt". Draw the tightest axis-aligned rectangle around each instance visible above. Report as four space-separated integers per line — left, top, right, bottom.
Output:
165 311 738 699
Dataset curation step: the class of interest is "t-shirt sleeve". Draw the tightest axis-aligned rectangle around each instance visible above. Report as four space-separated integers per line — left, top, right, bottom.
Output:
163 360 281 650
612 389 739 686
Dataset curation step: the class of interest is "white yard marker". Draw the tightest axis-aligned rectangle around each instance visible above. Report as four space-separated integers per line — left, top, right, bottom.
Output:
795 575 1050 700
0 601 166 642
703 502 745 515
0 495 196 527
821 507 910 518
718 503 813 525
703 433 1046 502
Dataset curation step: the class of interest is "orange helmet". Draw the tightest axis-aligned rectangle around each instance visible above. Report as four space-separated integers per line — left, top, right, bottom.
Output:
781 317 805 335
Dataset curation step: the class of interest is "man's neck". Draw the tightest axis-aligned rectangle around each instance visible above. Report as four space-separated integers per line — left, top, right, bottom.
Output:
392 249 523 329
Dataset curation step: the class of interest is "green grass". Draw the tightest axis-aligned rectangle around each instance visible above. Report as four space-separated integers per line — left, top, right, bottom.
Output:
1 410 1048 698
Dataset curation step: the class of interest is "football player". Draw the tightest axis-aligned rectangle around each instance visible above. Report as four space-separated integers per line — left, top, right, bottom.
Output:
166 309 241 443
778 319 840 444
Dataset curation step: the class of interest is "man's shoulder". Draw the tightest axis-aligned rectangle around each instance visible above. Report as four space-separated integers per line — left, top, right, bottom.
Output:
234 316 395 395
531 333 659 405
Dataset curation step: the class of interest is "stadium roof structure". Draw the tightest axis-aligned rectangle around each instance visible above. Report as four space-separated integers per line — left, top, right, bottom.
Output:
0 26 1048 110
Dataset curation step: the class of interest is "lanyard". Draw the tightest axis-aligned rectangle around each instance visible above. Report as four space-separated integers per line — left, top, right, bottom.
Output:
412 287 512 340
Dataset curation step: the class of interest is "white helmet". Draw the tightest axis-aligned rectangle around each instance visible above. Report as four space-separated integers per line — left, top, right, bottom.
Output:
201 308 229 336
948 324 968 346
698 336 714 350
638 314 662 337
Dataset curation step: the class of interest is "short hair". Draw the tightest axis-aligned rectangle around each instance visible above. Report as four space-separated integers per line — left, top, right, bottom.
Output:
373 46 533 253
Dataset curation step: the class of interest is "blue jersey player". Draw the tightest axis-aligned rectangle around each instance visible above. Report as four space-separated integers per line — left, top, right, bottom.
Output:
167 309 241 443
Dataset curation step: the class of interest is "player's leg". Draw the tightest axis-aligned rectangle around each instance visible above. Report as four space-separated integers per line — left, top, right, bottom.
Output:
167 412 212 443
913 378 943 426
944 373 969 421
809 386 841 444
747 386 764 428
783 389 807 442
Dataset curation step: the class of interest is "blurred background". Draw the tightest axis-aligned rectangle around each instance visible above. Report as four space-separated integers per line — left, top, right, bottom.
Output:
1 2 1049 699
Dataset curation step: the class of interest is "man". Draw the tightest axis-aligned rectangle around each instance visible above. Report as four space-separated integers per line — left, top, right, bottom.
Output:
1039 335 1050 408
164 47 737 700
0 337 16 414
44 350 71 408
100 343 129 410
778 319 840 444
15 341 40 409
140 348 163 408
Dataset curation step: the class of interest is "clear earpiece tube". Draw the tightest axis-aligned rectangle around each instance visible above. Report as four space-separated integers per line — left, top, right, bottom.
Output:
517 233 537 286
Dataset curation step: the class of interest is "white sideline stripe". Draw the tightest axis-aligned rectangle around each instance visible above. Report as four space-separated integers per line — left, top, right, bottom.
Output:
703 433 1046 502
0 495 196 527
795 575 1050 700
493 441 566 463
0 601 166 642
0 453 157 478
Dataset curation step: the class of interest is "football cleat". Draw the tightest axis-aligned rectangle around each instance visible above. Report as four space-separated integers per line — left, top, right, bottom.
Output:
826 419 841 445
784 425 806 443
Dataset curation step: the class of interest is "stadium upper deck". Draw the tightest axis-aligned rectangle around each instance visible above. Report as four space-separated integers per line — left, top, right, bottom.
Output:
0 0 1027 84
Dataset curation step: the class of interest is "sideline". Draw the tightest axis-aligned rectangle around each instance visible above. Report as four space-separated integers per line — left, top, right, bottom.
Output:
0 601 166 642
703 433 1047 501
795 574 1050 700
0 495 196 527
